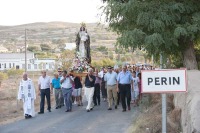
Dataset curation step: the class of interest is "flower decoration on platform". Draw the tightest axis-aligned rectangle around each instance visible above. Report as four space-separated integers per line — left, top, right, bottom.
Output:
71 52 90 73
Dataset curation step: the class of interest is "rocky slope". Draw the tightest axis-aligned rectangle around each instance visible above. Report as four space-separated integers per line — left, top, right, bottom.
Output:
174 70 200 133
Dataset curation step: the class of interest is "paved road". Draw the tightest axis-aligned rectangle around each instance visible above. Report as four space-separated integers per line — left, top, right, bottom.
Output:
0 100 139 133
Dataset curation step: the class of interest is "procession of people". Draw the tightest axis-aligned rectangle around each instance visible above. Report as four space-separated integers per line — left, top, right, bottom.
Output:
17 23 153 119
18 64 153 119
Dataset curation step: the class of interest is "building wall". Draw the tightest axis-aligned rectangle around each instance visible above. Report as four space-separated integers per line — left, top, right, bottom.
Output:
0 49 8 53
0 58 56 71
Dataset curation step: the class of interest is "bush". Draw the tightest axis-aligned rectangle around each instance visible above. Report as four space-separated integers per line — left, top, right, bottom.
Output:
40 44 51 51
91 58 115 68
27 46 39 52
0 72 8 81
6 69 24 77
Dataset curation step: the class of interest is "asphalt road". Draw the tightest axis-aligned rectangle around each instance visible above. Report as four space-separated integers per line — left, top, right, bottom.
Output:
0 99 139 133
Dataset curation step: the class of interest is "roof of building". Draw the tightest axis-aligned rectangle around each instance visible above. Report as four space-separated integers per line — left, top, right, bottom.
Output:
0 52 34 59
0 46 8 51
65 43 76 50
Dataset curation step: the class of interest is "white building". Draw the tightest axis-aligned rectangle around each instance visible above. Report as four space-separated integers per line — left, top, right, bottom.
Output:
0 46 8 53
65 43 76 50
0 53 56 71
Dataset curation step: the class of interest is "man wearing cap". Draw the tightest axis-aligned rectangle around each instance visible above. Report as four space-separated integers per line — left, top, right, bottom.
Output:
58 68 64 106
117 65 133 112
38 70 52 114
104 66 118 110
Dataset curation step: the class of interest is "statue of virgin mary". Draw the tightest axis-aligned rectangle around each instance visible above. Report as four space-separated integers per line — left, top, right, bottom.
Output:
75 23 91 64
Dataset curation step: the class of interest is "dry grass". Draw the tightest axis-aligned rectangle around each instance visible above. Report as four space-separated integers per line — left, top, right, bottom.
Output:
0 73 55 125
129 94 182 133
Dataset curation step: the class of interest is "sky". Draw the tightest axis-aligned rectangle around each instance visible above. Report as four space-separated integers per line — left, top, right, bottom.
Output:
0 0 105 26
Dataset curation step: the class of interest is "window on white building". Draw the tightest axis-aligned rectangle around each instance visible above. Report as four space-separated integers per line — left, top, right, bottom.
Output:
0 64 1 68
22 64 25 69
49 64 52 69
43 63 46 69
13 63 15 68
34 64 37 69
4 63 6 68
9 63 11 68
39 64 42 69
28 64 31 69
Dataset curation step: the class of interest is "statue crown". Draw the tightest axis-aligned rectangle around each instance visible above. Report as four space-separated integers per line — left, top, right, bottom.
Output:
80 22 86 28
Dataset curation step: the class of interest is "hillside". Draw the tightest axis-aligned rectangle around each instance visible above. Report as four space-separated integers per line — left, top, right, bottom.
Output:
0 22 117 50
0 22 148 64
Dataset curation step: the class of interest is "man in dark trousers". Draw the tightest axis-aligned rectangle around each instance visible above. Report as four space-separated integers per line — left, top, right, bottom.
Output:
93 68 101 106
117 65 133 112
38 70 52 114
114 68 121 105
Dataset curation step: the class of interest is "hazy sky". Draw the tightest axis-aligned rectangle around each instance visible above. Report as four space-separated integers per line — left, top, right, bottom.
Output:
0 0 104 26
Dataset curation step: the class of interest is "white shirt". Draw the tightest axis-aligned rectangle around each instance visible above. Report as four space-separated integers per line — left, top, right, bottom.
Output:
38 76 51 89
60 76 74 88
104 71 117 86
98 70 104 78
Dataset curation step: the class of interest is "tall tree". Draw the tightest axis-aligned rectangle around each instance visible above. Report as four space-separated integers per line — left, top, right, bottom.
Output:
59 50 75 70
103 0 200 69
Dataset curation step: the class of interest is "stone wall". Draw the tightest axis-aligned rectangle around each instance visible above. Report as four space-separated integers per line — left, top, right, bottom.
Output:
173 70 200 133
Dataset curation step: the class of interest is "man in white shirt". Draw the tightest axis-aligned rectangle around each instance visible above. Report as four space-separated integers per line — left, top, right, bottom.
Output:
104 66 118 110
60 70 74 112
18 72 36 119
38 70 52 114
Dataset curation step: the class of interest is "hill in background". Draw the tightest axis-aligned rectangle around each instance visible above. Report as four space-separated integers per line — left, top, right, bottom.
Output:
0 22 117 51
0 22 147 64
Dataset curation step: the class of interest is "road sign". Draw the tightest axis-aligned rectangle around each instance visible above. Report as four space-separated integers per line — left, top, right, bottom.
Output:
141 69 187 93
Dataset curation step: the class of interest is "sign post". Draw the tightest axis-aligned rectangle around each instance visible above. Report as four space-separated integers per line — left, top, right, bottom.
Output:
141 67 187 133
160 54 167 133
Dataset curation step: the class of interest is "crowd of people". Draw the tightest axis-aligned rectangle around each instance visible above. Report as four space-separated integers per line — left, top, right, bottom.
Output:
17 64 152 119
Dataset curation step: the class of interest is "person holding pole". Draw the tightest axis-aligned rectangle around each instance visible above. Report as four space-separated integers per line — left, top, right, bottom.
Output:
84 68 96 112
60 70 74 112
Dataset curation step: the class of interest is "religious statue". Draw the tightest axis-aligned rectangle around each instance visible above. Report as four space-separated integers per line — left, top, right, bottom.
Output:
75 23 91 64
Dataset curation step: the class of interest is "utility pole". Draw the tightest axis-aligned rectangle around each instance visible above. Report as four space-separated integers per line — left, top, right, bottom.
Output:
25 29 27 72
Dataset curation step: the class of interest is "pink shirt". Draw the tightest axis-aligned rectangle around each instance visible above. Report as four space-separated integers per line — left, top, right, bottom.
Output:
95 75 101 84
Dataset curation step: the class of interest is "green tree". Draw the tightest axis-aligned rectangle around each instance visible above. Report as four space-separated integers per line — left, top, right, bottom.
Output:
103 0 200 69
27 46 39 52
108 51 114 59
120 56 126 62
59 50 75 70
40 44 51 51
91 58 115 68
97 46 108 52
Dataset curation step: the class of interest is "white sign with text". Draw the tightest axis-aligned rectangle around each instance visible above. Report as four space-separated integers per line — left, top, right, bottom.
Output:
141 69 187 93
